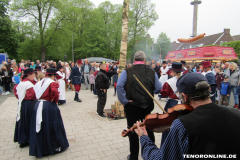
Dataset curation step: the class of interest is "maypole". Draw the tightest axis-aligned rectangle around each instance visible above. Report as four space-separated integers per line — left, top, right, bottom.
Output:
111 0 129 118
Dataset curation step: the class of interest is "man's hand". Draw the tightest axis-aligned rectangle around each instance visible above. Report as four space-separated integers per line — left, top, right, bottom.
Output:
103 89 106 93
134 121 148 137
227 94 230 97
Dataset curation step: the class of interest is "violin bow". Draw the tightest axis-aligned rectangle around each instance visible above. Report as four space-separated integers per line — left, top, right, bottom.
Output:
133 74 167 113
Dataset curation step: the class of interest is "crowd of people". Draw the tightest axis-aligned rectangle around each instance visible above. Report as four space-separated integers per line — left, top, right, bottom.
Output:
118 51 240 160
4 54 240 159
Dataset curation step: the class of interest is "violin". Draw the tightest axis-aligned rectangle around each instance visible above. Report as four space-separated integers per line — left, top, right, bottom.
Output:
121 104 193 137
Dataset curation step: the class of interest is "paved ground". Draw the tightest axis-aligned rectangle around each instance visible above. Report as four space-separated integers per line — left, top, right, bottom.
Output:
0 85 237 160
0 86 167 160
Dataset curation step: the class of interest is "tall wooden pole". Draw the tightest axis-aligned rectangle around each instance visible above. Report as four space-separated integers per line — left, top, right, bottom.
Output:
116 0 129 117
119 0 129 73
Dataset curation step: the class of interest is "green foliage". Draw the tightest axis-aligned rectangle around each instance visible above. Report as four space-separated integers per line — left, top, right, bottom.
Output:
222 41 240 58
155 32 171 59
0 0 19 59
8 0 159 62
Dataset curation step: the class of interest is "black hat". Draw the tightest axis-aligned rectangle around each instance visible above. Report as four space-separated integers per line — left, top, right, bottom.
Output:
57 64 63 70
169 62 183 72
46 68 57 75
224 75 229 79
35 66 41 71
162 61 167 64
181 60 186 65
177 72 208 94
24 68 34 75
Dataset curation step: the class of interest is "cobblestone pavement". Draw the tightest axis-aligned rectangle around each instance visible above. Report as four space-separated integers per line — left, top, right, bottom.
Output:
0 86 237 160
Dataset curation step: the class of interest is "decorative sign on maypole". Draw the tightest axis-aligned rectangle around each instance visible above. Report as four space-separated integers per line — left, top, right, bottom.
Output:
110 0 129 118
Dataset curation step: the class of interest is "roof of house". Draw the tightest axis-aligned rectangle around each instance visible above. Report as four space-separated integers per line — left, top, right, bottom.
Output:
233 35 240 41
176 32 224 50
170 42 182 51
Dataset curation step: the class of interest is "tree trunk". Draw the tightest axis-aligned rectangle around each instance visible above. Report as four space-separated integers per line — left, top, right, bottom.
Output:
117 0 129 117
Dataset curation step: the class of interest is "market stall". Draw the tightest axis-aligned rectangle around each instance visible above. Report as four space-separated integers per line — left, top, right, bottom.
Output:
165 46 238 63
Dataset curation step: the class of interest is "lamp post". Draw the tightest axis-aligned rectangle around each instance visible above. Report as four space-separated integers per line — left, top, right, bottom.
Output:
72 33 74 62
158 43 162 64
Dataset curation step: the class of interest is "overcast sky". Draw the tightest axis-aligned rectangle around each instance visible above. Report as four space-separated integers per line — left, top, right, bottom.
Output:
90 0 240 42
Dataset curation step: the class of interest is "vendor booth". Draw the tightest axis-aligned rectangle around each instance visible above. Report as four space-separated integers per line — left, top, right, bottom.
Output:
165 46 238 63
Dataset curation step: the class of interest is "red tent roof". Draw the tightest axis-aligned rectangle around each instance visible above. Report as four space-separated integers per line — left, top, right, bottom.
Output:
165 46 238 62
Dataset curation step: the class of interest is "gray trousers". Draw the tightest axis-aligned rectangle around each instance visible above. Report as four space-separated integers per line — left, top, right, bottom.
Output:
84 74 89 88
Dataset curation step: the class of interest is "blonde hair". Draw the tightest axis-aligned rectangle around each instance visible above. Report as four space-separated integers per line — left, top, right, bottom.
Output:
230 62 238 70
172 71 182 79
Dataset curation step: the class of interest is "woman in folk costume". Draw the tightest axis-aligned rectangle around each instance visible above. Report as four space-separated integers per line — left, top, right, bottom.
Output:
13 68 37 148
29 68 69 158
159 62 183 147
56 64 68 105
159 61 170 87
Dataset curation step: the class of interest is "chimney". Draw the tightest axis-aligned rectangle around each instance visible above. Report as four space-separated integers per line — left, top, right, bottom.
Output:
224 28 230 35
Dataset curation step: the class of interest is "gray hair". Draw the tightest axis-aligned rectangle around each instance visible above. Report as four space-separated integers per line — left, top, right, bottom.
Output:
230 62 238 70
134 51 146 61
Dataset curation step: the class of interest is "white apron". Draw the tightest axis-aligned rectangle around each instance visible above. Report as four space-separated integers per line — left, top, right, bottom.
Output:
16 81 34 122
166 76 181 104
34 78 54 132
159 66 169 87
57 71 66 101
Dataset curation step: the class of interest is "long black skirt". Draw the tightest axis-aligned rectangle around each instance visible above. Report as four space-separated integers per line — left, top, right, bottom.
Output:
14 100 37 144
29 101 69 158
160 99 178 147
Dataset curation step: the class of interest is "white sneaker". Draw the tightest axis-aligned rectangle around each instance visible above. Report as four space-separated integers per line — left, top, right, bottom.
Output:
6 91 10 95
1 93 6 96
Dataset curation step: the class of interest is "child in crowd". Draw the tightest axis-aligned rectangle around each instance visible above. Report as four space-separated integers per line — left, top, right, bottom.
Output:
89 70 95 92
220 75 231 107
12 71 20 86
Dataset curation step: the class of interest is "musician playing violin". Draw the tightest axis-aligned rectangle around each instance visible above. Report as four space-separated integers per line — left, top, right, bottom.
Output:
117 51 162 160
134 72 240 160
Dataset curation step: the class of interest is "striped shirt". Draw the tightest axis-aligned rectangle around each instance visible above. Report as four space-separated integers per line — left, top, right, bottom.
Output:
140 119 189 160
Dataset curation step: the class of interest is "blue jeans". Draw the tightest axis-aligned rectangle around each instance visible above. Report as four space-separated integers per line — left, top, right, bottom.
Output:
229 86 238 105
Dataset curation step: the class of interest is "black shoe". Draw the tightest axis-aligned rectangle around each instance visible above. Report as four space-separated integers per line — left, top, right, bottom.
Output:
98 114 106 118
85 88 88 90
19 142 29 148
113 93 116 96
74 99 82 102
127 155 130 160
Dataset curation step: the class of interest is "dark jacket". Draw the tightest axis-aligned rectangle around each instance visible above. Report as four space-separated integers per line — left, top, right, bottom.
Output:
179 103 240 155
95 69 116 90
0 69 13 83
113 66 119 83
154 65 161 75
81 63 91 74
220 81 231 95
215 72 224 89
68 66 82 84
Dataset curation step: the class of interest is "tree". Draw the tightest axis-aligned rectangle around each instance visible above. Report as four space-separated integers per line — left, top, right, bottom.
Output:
128 0 158 62
11 0 71 61
222 41 240 58
0 0 19 58
155 32 171 60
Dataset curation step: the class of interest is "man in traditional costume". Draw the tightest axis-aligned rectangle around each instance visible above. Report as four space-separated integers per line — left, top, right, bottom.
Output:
68 60 83 102
159 62 183 146
202 61 217 103
29 68 69 158
56 64 68 105
13 68 37 148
